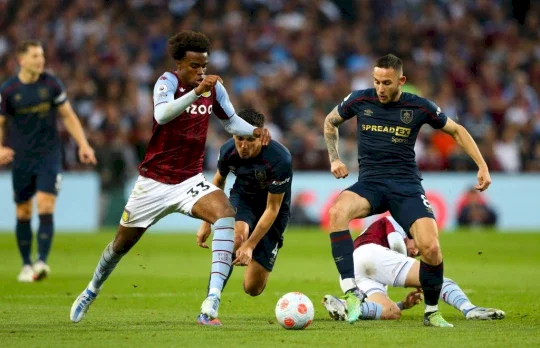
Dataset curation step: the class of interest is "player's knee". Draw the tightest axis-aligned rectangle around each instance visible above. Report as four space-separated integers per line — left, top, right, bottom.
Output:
328 204 348 225
243 281 265 297
381 303 401 320
215 203 236 220
16 203 32 220
420 242 442 264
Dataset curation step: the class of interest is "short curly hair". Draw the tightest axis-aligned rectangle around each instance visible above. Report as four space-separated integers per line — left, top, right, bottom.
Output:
237 109 265 128
168 30 211 61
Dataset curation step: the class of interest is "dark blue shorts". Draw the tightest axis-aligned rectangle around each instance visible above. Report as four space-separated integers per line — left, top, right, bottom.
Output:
229 193 288 272
12 154 62 203
346 178 435 237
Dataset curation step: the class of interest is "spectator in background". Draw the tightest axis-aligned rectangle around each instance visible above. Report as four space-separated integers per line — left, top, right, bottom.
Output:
1 0 539 200
457 187 498 228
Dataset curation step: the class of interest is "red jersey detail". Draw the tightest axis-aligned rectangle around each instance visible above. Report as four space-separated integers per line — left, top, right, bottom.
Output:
353 217 395 249
139 72 217 184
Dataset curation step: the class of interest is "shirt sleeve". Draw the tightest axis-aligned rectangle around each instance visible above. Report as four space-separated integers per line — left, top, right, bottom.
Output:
213 81 236 120
153 72 178 108
268 157 292 194
337 90 362 120
51 75 68 106
424 99 448 129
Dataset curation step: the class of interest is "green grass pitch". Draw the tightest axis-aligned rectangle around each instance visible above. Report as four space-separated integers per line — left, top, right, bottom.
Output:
1 228 539 347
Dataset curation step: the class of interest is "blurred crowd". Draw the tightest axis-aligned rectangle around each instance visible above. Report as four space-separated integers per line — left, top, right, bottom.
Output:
1 0 540 193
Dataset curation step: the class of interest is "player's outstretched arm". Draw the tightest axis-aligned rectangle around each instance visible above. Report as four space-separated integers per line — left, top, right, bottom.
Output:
57 102 97 165
196 170 228 249
233 192 285 266
441 118 491 191
0 115 14 166
324 107 348 178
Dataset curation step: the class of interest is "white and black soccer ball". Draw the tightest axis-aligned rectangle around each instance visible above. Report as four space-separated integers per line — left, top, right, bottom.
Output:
275 292 314 330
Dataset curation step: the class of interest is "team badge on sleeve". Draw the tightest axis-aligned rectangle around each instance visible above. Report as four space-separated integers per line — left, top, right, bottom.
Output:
400 110 413 124
156 84 168 100
121 209 131 223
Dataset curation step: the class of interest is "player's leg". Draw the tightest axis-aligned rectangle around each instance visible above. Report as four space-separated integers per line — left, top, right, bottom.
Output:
71 176 166 323
34 191 56 280
327 181 384 323
388 182 452 327
33 159 63 280
243 217 287 296
325 278 391 321
13 167 37 282
404 262 505 320
189 182 236 325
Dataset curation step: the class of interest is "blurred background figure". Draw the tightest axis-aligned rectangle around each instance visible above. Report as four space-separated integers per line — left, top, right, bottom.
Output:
456 187 498 228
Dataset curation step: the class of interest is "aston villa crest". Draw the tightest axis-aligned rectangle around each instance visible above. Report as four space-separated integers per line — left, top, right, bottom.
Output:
400 109 413 124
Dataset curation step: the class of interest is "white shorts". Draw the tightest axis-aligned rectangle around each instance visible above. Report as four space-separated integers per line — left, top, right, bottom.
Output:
339 243 416 296
120 173 220 228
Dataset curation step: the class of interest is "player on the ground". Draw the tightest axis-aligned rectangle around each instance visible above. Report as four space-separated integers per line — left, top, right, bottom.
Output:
322 215 506 321
0 40 97 283
324 54 492 327
70 31 270 324
196 109 292 325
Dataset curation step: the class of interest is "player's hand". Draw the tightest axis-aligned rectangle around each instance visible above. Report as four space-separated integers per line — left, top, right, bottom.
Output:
196 222 212 249
194 75 223 96
0 146 14 166
233 242 254 266
402 288 423 310
79 144 97 165
330 159 348 179
253 127 271 146
475 166 491 192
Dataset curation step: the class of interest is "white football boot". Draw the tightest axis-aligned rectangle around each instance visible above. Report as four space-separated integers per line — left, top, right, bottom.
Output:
322 295 348 321
33 261 51 281
197 294 222 326
17 265 35 283
70 283 100 323
465 307 505 320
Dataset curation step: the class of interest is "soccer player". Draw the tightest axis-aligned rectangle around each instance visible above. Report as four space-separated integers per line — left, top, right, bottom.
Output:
70 30 270 324
322 216 505 321
0 40 97 282
196 109 292 325
324 54 492 327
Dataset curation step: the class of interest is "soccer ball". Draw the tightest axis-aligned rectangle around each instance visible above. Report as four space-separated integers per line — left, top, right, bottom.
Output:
275 292 314 330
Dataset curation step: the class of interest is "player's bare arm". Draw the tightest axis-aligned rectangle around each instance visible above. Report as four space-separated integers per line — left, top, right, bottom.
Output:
0 115 14 165
233 192 285 266
196 170 228 248
441 118 491 191
57 102 97 165
324 107 348 179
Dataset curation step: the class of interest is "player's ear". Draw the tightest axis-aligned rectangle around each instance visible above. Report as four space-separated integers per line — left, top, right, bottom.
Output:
399 75 406 86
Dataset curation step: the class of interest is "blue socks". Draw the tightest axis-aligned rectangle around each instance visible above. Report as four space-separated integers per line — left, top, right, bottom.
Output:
330 230 356 292
37 214 54 262
16 219 32 265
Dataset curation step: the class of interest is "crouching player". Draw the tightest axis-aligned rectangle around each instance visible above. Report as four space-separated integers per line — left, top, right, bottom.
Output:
323 216 505 322
196 109 292 325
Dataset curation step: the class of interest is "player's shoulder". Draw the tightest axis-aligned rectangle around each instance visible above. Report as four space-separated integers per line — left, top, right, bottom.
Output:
156 71 179 86
347 88 377 101
0 75 20 92
266 140 292 163
40 70 62 84
219 137 236 156
401 92 440 113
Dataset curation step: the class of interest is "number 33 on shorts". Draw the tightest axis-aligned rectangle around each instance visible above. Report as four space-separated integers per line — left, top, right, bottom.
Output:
187 181 210 198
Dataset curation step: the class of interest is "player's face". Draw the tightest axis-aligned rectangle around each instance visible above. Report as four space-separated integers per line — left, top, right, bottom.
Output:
373 67 406 104
176 51 208 88
19 46 45 75
234 135 262 159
